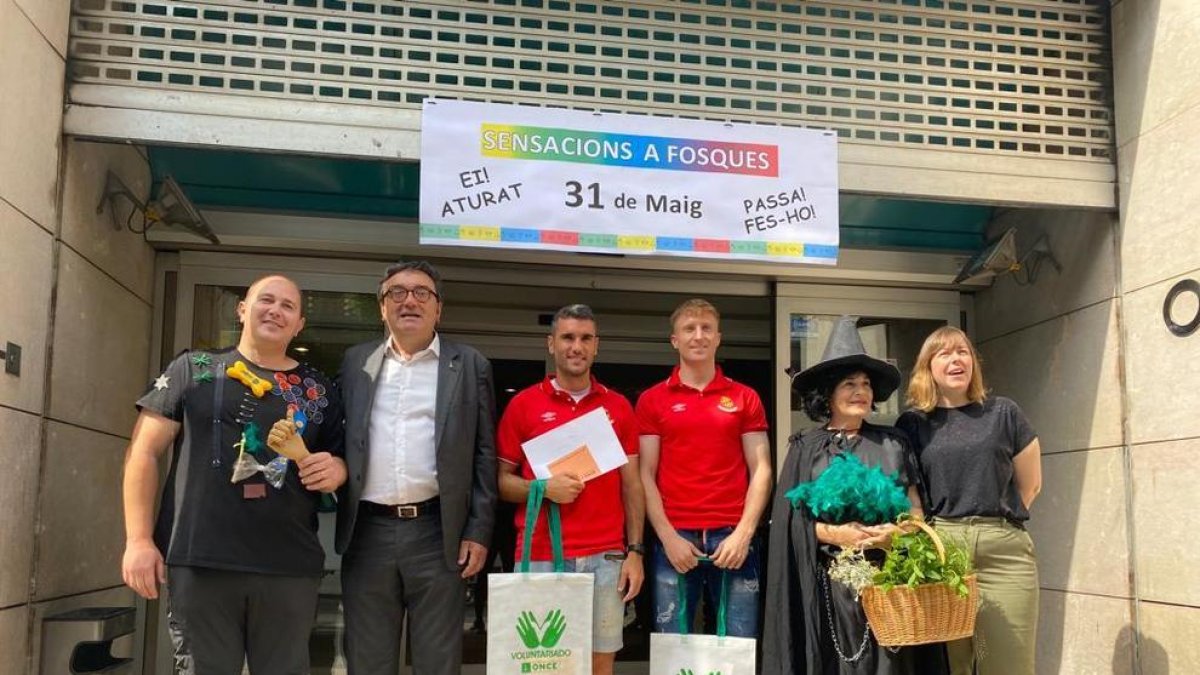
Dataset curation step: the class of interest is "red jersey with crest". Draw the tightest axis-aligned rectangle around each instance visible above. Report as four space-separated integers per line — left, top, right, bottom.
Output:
636 366 768 529
497 376 639 560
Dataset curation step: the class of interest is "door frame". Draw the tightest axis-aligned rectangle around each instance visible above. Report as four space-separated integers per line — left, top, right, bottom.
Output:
772 282 962 468
166 250 772 359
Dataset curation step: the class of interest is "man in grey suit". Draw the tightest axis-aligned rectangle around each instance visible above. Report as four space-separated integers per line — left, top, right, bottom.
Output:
336 260 497 675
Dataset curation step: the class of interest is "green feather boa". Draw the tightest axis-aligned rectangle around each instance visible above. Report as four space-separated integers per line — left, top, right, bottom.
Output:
785 451 910 525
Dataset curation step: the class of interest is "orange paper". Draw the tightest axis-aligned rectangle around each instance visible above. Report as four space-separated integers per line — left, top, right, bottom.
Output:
547 444 601 481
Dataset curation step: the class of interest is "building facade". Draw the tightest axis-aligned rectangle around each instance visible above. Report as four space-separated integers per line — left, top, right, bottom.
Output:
0 0 1196 672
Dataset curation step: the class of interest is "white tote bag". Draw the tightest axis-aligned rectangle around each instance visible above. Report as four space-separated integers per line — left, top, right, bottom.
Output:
487 479 594 674
649 569 757 675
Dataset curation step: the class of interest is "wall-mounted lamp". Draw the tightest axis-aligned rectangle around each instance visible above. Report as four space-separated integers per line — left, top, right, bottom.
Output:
97 172 221 245
953 227 1062 286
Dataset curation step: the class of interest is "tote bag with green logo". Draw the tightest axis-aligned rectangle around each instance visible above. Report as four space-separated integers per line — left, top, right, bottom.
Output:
487 479 595 674
649 569 757 675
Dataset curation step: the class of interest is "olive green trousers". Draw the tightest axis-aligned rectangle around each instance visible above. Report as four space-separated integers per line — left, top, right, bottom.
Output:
934 517 1039 675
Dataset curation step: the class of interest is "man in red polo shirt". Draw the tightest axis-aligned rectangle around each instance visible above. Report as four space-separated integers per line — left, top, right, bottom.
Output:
637 298 771 638
497 304 645 675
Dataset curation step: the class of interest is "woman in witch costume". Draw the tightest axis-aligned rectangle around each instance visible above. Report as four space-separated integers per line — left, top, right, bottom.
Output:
763 316 941 675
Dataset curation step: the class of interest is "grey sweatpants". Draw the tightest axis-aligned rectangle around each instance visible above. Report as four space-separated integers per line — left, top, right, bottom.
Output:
167 565 321 675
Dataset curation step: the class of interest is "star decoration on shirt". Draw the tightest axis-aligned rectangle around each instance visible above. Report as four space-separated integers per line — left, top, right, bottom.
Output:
154 374 170 391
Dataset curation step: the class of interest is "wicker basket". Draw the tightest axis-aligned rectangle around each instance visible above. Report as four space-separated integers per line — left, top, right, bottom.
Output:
860 519 978 647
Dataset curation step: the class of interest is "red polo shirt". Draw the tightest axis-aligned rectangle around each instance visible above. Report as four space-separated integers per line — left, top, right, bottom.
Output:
498 376 638 561
636 366 768 529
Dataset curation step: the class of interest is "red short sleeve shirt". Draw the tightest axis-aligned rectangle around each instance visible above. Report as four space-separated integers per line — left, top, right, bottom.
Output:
497 376 639 561
636 366 768 529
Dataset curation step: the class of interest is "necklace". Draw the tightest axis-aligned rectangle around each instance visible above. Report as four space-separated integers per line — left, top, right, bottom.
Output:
821 565 872 663
827 426 863 451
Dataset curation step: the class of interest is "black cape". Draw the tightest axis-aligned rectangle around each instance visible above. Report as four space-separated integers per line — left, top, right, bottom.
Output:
762 423 948 675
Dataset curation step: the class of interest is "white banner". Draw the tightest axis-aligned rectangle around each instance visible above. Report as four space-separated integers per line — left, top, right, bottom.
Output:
418 100 839 264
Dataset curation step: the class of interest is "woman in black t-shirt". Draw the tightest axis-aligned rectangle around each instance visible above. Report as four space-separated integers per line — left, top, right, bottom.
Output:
896 326 1042 675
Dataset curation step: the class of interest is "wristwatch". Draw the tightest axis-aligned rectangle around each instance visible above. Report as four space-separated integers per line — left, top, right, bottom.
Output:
626 543 646 556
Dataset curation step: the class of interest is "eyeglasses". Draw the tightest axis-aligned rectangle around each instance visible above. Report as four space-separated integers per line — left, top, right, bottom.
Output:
380 285 439 303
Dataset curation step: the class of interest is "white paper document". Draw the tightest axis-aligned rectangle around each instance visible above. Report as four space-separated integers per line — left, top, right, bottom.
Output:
520 407 628 481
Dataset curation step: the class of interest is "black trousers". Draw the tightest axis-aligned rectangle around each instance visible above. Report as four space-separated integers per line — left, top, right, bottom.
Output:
341 510 466 675
167 565 321 675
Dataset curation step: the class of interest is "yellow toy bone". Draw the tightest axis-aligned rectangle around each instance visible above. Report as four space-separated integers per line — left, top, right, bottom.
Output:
226 360 273 398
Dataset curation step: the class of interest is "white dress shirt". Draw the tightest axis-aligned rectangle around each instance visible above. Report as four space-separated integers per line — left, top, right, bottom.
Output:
361 334 441 505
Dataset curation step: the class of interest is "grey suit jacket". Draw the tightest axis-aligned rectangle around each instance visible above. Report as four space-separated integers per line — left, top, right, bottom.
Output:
335 337 497 570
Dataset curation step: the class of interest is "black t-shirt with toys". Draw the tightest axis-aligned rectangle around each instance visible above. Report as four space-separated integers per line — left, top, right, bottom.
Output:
137 347 343 576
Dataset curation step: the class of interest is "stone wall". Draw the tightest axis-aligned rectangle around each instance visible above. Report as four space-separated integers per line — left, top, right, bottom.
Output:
974 208 1132 674
1112 0 1200 671
0 0 154 669
970 2 1200 672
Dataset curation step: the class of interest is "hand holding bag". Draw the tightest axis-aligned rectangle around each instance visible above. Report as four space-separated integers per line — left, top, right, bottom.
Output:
487 479 595 674
649 567 757 675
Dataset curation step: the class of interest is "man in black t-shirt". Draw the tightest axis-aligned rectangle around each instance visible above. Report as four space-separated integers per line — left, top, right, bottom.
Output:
121 275 346 675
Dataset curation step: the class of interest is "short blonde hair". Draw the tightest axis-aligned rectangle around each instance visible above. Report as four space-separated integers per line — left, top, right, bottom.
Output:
669 298 720 332
906 326 987 412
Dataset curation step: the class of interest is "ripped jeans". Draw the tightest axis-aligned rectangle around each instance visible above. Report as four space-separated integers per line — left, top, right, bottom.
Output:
652 526 760 638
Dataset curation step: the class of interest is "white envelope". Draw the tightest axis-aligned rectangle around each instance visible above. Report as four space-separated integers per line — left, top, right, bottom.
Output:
520 407 628 481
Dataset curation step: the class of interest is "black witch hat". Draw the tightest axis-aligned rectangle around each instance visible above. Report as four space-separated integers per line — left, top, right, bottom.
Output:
787 316 901 402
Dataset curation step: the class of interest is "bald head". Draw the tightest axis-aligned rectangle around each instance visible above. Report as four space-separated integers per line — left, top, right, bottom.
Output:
236 275 306 355
245 275 303 314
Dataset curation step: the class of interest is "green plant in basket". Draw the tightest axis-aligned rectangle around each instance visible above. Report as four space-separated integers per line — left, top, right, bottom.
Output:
872 518 973 597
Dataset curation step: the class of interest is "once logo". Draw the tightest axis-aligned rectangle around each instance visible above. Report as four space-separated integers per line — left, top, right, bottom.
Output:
516 609 567 649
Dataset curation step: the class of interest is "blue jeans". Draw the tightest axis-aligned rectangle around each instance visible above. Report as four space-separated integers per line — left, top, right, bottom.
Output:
653 527 760 638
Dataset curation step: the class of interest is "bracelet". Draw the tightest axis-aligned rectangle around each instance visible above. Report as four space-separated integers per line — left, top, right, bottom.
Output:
626 543 646 555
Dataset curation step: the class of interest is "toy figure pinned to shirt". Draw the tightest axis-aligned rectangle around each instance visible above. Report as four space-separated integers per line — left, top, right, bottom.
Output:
135 347 344 575
215 358 326 488
229 407 314 489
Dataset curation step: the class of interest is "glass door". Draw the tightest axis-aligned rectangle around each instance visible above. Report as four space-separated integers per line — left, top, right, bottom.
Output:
773 284 961 468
